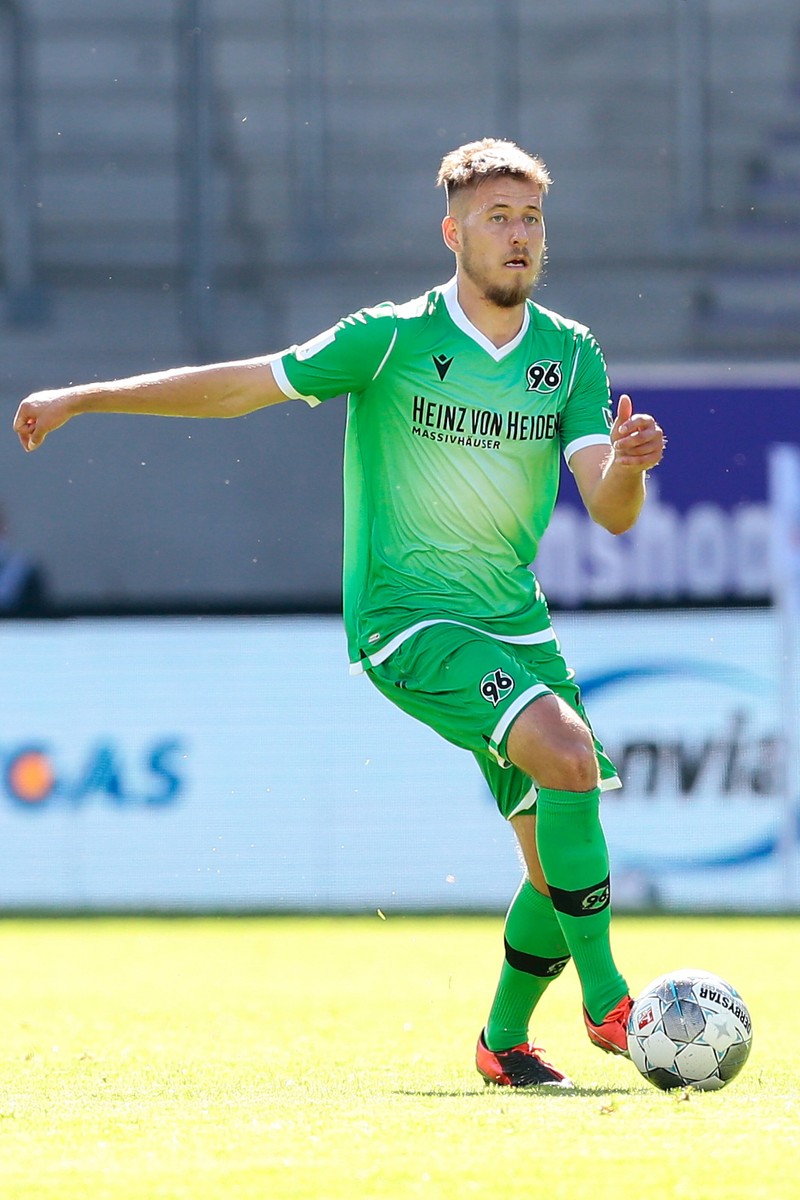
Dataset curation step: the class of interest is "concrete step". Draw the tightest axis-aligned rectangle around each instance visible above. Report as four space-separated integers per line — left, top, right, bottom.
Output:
699 269 800 314
37 91 178 151
36 33 178 89
30 0 173 30
0 281 273 402
693 267 800 353
38 227 257 275
748 174 800 221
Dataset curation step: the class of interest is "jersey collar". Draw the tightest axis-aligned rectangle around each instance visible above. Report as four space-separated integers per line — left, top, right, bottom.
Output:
441 276 530 362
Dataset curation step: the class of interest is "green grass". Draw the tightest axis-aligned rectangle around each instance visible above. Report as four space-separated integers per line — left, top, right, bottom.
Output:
0 915 796 1199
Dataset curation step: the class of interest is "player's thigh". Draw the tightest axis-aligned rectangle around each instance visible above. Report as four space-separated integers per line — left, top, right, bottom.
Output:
514 639 619 790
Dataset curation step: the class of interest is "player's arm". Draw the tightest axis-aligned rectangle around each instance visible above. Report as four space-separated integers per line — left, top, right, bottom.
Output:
13 357 288 452
570 394 665 535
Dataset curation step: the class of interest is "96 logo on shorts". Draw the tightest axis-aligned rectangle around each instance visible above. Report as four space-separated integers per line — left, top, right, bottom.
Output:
480 668 515 707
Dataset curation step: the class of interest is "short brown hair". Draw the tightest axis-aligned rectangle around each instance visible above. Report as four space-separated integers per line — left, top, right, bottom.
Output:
437 138 551 208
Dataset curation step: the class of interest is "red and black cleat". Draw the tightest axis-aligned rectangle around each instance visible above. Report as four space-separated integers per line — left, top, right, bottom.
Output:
583 994 634 1057
476 1031 573 1088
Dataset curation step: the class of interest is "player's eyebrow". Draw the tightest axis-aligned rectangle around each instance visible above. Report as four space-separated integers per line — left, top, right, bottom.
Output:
487 201 542 213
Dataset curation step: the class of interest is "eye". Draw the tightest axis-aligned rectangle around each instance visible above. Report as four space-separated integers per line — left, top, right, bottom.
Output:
490 213 506 223
524 214 540 225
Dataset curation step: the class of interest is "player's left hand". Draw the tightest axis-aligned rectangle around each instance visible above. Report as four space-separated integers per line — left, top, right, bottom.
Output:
610 394 665 471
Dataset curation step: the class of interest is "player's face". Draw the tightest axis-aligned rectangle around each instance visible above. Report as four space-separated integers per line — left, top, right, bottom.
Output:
449 177 546 308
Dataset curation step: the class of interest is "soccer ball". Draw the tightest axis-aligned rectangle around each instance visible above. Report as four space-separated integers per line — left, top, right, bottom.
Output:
627 968 752 1091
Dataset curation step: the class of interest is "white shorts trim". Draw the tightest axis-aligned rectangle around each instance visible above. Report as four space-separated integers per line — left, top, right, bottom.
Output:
349 618 557 675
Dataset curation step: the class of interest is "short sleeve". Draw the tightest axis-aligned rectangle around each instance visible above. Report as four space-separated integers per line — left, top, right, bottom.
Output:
271 303 398 406
559 331 613 466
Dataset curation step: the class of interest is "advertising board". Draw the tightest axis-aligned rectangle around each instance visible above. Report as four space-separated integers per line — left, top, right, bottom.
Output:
0 611 795 913
536 370 800 606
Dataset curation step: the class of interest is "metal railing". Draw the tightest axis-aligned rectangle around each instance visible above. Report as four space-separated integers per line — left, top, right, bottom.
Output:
0 0 42 323
178 0 217 361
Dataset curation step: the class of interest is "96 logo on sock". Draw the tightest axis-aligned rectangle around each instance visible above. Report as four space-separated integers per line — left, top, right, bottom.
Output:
480 668 515 707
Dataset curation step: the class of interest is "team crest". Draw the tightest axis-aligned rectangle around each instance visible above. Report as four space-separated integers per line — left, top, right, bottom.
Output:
526 360 562 393
480 668 515 707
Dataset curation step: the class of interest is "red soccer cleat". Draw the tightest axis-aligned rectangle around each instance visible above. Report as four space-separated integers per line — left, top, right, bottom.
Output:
475 1031 573 1088
583 994 634 1057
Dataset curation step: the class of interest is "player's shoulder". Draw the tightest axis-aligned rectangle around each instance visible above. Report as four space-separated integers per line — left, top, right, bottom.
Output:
350 285 440 324
389 285 448 325
526 300 594 342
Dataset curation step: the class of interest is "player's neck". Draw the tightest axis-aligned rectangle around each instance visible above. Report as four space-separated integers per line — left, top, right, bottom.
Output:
454 278 527 349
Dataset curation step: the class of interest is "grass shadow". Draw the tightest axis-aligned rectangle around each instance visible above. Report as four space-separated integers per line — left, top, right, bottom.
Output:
393 1085 645 1098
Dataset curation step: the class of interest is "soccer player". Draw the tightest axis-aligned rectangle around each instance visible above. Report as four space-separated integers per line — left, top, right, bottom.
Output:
14 138 664 1087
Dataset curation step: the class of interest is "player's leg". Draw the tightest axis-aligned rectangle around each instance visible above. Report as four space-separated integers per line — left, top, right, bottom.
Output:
367 625 629 1064
368 627 574 1085
476 760 570 1062
504 693 631 1054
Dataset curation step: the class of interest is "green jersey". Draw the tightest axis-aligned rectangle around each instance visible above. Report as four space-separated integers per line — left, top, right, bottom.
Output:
272 277 612 672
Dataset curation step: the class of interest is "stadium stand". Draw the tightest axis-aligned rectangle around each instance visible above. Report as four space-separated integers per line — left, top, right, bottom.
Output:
0 0 798 608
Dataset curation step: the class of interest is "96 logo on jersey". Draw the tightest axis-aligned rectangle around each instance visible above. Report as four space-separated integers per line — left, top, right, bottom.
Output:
480 668 515 707
526 360 562 393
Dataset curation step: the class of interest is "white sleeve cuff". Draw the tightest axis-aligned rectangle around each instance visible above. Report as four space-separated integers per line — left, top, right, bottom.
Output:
270 355 321 407
563 433 611 470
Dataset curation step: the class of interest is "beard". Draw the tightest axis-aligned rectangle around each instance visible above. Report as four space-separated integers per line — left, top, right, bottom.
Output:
460 246 545 308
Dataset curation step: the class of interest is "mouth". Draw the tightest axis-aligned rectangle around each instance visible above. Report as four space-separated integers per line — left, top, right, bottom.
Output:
504 256 530 269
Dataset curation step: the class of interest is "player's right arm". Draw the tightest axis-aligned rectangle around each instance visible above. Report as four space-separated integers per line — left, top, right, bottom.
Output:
13 356 288 452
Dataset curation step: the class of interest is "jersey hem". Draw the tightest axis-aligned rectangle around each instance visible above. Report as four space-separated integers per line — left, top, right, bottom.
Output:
349 617 557 675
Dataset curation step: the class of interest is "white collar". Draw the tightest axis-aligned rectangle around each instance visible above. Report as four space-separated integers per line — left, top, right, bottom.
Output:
441 276 530 362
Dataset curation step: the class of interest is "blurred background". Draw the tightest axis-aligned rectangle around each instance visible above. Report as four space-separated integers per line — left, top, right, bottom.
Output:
1 0 798 914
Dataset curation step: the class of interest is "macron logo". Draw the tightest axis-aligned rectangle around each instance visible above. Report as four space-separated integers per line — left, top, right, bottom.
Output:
432 353 454 382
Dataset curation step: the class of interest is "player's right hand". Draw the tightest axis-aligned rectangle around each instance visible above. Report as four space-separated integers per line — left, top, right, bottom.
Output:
13 391 76 452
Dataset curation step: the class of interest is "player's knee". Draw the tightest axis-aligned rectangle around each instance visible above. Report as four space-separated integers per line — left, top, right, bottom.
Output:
540 733 599 793
564 739 600 792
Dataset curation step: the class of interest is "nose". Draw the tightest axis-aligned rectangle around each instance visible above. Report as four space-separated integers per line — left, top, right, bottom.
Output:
509 220 529 245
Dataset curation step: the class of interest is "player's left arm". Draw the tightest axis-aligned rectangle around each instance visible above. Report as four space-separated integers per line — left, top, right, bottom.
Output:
570 394 665 535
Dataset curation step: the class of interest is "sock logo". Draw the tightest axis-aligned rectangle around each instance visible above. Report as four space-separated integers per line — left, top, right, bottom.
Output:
480 668 515 707
549 874 611 919
582 883 610 912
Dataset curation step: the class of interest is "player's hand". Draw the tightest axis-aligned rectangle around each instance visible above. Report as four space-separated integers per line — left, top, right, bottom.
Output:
610 394 665 471
13 391 77 452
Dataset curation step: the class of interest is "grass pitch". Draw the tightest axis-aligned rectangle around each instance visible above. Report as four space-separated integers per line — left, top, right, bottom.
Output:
0 914 796 1199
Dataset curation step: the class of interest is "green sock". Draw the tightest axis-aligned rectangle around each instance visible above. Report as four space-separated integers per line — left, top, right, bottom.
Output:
484 878 571 1051
535 786 627 1024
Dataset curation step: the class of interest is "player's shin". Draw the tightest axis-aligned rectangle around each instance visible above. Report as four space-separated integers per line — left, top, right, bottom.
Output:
534 786 628 1024
483 878 570 1051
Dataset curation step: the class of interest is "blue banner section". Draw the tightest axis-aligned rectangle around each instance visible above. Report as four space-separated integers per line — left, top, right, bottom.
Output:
0 613 795 913
536 380 800 606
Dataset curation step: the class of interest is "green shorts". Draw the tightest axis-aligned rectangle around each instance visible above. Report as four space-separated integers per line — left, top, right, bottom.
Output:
368 623 620 820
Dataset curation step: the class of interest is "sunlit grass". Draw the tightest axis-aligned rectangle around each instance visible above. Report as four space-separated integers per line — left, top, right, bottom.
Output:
0 916 795 1199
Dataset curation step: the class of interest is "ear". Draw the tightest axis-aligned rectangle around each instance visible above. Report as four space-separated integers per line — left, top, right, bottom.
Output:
442 214 461 254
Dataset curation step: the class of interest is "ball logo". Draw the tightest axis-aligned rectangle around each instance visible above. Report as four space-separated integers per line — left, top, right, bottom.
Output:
637 1004 655 1031
526 359 562 393
581 884 610 911
480 668 515 707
